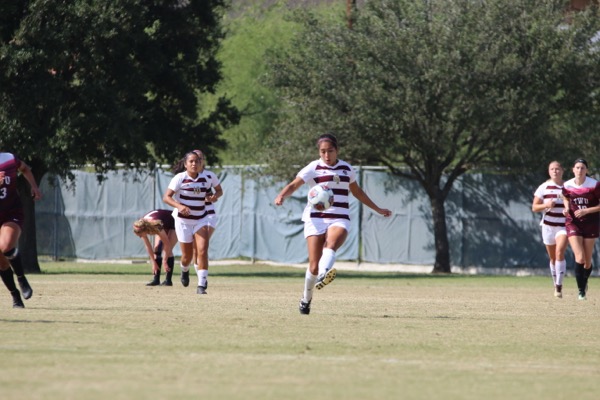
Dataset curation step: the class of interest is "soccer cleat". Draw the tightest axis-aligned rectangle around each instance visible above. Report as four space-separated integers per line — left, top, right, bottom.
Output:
160 280 173 286
315 268 337 290
181 271 189 287
17 276 33 300
146 277 160 286
196 286 207 295
578 290 587 301
11 290 24 308
554 285 562 298
298 299 311 315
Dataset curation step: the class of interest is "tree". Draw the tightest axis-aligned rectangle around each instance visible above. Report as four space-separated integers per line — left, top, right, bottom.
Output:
215 2 297 165
0 0 239 272
263 0 600 273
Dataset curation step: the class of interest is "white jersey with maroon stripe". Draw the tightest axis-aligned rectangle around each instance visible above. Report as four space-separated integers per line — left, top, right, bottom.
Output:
297 159 356 222
533 180 565 227
167 170 220 224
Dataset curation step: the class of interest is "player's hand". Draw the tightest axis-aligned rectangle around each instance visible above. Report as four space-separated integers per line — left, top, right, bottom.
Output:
178 205 190 216
31 187 42 200
380 209 392 217
543 199 555 209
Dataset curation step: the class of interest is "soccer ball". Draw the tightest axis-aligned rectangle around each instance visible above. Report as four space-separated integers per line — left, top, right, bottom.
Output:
307 185 334 211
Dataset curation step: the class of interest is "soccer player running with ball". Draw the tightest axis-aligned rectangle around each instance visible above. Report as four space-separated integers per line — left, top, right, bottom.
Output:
163 150 222 295
274 133 392 315
532 161 567 298
561 158 600 301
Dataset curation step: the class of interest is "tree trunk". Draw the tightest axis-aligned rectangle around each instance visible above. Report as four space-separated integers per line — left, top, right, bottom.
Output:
17 176 41 273
430 193 451 274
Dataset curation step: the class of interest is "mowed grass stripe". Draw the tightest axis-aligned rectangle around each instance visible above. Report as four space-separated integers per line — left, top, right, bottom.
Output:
0 263 598 400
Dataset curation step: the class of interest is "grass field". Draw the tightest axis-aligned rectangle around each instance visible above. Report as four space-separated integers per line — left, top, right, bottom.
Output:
1 262 599 400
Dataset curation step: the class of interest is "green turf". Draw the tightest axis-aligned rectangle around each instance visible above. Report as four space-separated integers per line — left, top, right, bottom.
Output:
0 262 599 400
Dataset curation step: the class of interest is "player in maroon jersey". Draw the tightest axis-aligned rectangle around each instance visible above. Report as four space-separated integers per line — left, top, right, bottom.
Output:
133 209 177 286
0 151 42 308
562 158 600 300
532 161 567 298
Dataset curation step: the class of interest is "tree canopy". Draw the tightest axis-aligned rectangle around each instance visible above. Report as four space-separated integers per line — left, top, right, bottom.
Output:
0 0 239 272
0 0 239 181
263 0 600 272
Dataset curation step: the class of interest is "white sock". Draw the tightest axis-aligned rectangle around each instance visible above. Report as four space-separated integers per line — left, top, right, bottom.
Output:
303 269 317 302
180 262 190 273
555 260 566 286
549 261 556 285
195 265 208 287
318 248 336 276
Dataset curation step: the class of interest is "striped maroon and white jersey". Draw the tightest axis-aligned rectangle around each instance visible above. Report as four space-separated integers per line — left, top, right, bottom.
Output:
167 170 220 224
0 152 23 212
298 159 356 221
562 176 600 225
533 180 565 227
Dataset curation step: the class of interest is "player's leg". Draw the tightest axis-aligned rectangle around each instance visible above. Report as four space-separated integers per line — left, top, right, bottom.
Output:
569 235 587 300
0 222 32 300
146 238 163 286
553 230 568 298
542 225 558 293
300 233 326 315
581 238 597 298
193 225 214 294
175 222 194 288
315 224 348 290
161 230 177 286
0 252 24 308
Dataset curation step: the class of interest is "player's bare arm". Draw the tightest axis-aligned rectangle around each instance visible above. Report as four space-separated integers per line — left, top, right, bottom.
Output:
349 182 392 217
275 177 305 206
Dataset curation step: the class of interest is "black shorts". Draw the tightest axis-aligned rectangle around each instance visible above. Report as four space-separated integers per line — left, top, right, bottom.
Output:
0 208 25 229
566 221 600 239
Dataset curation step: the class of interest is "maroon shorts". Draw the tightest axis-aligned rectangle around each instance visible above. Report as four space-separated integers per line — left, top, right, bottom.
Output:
0 208 25 229
566 221 600 239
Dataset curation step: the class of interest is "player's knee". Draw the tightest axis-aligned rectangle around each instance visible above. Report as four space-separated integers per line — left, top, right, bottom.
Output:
3 248 18 260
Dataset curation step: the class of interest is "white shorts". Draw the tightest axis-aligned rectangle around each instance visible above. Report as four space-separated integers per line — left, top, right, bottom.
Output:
175 215 218 243
541 224 566 246
304 218 351 238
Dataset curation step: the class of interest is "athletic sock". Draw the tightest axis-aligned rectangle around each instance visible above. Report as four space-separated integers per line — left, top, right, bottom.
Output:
303 269 317 303
555 260 566 287
549 261 556 286
155 256 162 275
196 268 208 287
166 257 175 281
9 252 25 278
574 262 586 292
584 264 593 278
180 262 190 273
0 268 18 292
583 265 593 291
318 248 336 276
